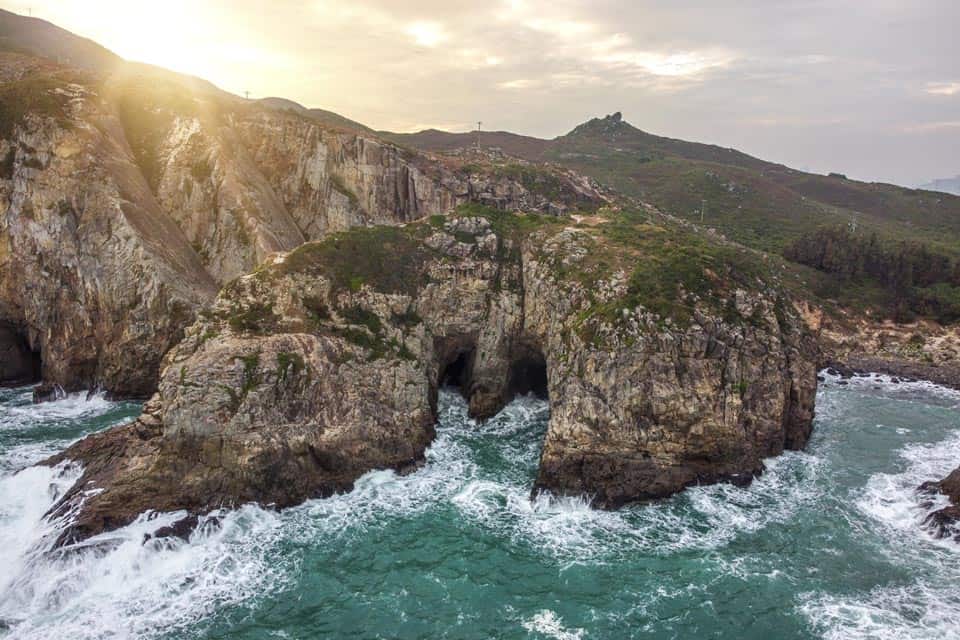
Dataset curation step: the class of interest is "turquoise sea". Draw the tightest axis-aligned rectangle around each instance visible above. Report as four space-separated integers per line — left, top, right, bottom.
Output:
0 372 958 639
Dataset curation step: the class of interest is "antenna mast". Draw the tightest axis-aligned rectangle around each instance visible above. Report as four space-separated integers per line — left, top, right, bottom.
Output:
475 121 482 151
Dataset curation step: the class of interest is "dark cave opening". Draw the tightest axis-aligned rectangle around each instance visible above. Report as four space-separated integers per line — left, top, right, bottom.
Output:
440 349 474 390
0 322 41 386
507 347 549 400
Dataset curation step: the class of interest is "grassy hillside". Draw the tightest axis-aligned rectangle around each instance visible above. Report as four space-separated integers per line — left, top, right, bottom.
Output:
390 113 960 322
392 113 960 252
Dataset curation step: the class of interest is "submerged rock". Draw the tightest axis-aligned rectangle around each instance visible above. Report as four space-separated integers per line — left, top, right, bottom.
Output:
919 467 960 541
44 207 818 543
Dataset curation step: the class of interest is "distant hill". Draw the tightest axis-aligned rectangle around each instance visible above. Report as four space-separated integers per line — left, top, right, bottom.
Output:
390 112 960 257
0 8 121 71
384 128 552 159
920 175 960 196
258 97 375 134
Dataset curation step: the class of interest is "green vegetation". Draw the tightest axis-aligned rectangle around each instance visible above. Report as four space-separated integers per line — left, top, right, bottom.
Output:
785 225 960 321
493 164 568 203
329 173 359 207
279 225 436 296
219 352 262 412
392 308 422 329
0 72 74 138
227 301 279 334
341 305 383 333
301 295 330 328
237 353 261 396
276 351 305 383
454 202 561 241
572 212 766 334
536 115 960 322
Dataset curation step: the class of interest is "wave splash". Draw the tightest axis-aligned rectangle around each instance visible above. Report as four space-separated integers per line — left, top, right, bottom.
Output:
0 379 958 639
0 459 287 640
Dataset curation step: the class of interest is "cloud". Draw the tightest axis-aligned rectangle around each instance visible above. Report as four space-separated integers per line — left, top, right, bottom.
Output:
926 82 960 96
498 78 538 90
20 0 960 185
904 121 960 133
405 21 448 48
593 49 736 78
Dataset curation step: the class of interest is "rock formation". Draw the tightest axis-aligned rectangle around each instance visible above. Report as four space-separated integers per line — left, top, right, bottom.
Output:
0 55 217 396
0 51 604 395
919 466 960 541
46 205 818 543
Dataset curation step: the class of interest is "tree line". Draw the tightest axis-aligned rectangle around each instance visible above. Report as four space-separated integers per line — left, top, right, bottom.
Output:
784 225 960 322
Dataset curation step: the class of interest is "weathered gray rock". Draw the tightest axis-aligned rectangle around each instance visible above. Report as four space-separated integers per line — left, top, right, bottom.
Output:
919 466 960 541
1 52 605 397
0 55 217 396
47 209 818 542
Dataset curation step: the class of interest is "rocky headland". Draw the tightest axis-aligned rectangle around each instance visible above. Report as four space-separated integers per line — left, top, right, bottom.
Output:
16 11 960 547
44 204 817 543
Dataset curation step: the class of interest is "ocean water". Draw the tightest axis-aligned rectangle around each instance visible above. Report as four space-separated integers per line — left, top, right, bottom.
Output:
0 373 958 640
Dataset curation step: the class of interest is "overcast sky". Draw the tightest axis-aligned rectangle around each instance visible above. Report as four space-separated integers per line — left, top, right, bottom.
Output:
6 0 958 186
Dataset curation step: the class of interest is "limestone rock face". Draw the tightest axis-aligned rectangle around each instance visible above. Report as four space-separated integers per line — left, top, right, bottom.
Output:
47 209 818 542
1 52 604 395
523 232 817 506
0 55 217 394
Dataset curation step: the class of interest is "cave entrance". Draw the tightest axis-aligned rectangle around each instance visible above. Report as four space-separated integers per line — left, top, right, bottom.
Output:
0 322 41 386
507 349 548 400
440 348 474 391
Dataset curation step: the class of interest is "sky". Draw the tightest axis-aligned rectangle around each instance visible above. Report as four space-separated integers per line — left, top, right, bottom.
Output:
4 0 958 186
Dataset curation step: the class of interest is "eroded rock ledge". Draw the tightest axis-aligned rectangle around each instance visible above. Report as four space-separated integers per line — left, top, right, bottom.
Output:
45 206 818 543
919 467 960 541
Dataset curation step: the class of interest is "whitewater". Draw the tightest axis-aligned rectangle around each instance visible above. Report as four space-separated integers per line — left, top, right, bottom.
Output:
0 373 957 639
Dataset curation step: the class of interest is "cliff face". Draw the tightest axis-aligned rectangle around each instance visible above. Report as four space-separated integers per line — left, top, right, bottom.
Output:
0 52 605 395
0 55 217 396
47 205 818 542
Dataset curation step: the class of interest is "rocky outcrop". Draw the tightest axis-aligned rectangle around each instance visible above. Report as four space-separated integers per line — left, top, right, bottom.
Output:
820 316 960 391
46 207 818 542
1 52 605 397
0 54 218 395
919 467 960 541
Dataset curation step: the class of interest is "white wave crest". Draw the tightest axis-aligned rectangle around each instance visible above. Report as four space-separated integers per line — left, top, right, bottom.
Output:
521 609 585 640
0 458 287 640
857 430 960 550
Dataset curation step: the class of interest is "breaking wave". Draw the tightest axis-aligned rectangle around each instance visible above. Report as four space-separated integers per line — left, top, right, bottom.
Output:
0 375 958 639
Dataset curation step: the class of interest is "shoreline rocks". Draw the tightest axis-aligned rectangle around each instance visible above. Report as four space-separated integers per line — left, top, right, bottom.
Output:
919 467 960 541
42 208 819 543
